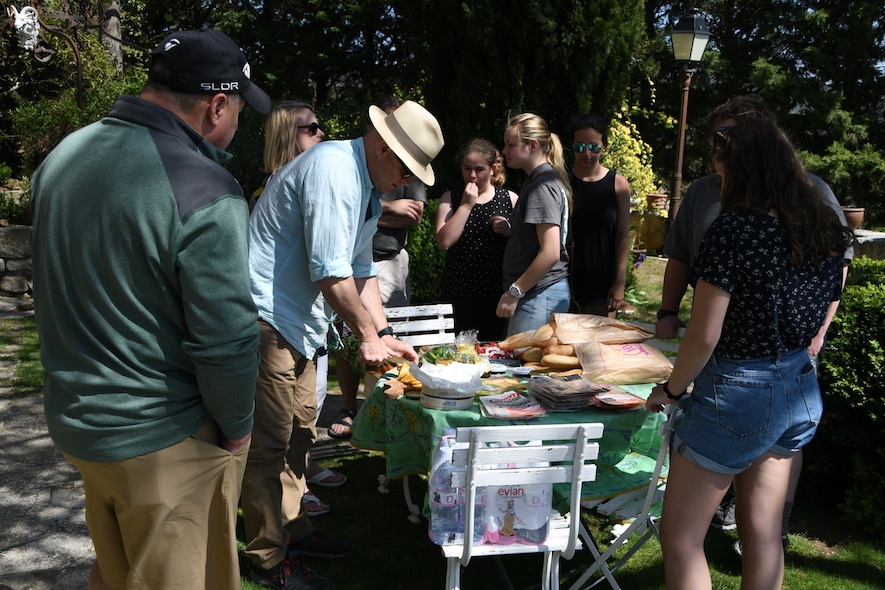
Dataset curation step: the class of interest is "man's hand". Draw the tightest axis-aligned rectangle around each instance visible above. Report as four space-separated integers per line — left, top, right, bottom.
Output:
357 336 390 366
383 336 419 363
656 315 681 339
382 199 424 223
221 431 251 454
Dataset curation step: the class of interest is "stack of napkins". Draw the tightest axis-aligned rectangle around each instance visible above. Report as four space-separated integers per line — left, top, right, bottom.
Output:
525 375 609 412
591 386 647 411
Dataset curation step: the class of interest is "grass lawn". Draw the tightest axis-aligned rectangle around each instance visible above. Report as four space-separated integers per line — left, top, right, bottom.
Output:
4 258 883 588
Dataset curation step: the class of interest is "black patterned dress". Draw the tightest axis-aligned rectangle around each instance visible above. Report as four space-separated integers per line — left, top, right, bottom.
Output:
440 186 514 341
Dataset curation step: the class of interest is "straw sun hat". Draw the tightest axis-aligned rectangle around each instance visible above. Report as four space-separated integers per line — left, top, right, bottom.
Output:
368 100 444 186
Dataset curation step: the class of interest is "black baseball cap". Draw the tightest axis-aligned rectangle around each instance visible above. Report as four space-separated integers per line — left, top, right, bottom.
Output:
149 27 271 114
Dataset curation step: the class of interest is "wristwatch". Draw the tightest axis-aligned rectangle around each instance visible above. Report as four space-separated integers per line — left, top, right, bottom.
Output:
656 308 678 320
508 283 525 299
377 326 396 338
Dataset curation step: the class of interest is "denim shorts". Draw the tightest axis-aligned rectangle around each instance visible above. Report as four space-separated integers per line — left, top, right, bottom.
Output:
673 347 822 475
506 278 571 336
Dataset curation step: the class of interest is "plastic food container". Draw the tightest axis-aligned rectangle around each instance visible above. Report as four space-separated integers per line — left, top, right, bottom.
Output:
420 389 475 410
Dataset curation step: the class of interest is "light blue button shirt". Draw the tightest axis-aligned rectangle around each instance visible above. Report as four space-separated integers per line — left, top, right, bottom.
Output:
249 138 382 358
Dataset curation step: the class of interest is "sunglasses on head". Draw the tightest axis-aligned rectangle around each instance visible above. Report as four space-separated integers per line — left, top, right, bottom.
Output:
572 142 603 154
297 122 321 136
711 126 732 151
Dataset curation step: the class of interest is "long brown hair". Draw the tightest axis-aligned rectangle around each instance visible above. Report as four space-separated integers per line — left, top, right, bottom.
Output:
458 139 507 188
714 119 852 265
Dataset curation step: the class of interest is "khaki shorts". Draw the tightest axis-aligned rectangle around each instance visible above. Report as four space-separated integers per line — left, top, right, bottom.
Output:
65 421 249 590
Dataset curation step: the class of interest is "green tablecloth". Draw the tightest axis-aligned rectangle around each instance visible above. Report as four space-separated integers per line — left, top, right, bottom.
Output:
351 376 668 504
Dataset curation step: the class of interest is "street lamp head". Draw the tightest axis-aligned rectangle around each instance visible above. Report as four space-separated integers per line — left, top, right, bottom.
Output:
670 13 711 64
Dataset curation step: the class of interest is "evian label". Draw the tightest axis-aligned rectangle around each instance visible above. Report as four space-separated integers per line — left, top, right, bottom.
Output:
496 486 525 497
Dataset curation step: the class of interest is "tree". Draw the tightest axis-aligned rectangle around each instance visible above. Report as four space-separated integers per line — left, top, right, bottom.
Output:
399 0 646 194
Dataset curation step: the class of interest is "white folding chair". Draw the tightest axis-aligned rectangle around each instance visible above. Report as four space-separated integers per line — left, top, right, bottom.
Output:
375 303 456 522
441 423 605 590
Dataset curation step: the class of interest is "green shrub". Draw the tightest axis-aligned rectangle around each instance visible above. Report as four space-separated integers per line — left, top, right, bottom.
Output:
0 192 28 225
406 199 446 304
811 257 885 540
0 163 11 185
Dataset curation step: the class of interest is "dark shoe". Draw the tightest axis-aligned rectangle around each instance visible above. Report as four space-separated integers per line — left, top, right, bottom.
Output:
288 529 354 559
710 497 737 531
250 557 332 590
327 408 356 440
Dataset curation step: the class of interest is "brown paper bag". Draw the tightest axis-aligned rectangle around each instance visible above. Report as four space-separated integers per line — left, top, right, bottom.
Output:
551 313 654 345
574 341 673 384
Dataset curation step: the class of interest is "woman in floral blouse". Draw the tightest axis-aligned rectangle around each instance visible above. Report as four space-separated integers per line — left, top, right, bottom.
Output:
646 118 852 590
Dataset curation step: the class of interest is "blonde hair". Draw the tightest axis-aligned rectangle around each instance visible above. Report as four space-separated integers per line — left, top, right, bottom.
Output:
262 101 315 173
458 138 507 188
506 112 572 208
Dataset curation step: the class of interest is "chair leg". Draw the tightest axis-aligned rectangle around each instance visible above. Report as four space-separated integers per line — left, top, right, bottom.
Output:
402 475 421 523
569 522 621 590
446 557 461 590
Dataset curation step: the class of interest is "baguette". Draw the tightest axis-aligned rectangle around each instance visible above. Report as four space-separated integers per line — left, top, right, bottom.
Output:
544 344 575 357
519 346 545 362
541 354 582 370
499 330 534 349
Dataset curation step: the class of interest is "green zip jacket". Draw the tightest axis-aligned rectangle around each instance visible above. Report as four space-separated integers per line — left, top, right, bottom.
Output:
30 95 259 462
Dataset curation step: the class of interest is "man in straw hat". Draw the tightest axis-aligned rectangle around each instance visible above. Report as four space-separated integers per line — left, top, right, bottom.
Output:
30 27 270 589
245 100 444 589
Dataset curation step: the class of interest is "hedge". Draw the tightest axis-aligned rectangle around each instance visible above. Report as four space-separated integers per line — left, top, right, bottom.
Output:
809 257 885 540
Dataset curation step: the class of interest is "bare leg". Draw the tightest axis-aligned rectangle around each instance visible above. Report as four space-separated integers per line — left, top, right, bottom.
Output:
734 451 792 590
783 448 802 536
88 561 114 590
660 452 733 590
330 351 359 437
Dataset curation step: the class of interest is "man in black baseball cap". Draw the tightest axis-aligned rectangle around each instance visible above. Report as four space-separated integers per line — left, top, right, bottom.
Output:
149 26 271 114
29 26 266 590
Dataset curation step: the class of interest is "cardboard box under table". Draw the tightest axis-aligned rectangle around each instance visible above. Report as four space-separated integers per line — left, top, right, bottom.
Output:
350 375 667 517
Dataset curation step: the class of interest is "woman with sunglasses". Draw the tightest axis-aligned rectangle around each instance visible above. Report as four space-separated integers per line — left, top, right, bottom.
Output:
249 101 325 212
567 113 632 317
646 118 851 590
497 113 572 335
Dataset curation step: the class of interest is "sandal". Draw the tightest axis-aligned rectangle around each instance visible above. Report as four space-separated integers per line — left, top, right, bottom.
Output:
302 493 330 517
327 408 357 440
306 467 347 488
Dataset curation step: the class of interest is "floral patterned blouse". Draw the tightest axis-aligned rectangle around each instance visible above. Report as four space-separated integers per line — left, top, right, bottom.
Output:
691 211 844 359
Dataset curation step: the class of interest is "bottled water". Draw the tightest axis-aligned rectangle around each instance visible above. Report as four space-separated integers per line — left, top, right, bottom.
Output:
458 483 486 543
428 429 460 544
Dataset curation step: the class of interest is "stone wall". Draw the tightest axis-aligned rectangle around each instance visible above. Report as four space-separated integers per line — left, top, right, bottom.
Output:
0 226 31 296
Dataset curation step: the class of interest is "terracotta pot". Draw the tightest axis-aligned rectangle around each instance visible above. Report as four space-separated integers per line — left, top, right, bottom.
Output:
646 193 667 210
841 206 865 231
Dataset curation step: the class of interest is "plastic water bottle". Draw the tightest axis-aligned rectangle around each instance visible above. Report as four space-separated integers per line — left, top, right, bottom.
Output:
457 483 486 543
428 428 460 544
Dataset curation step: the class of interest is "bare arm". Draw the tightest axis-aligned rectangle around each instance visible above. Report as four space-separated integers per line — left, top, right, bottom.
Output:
807 263 849 358
655 259 691 339
647 280 731 411
436 186 480 250
497 223 561 318
378 199 425 228
607 174 632 311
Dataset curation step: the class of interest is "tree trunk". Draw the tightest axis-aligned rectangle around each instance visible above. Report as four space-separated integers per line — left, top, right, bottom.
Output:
101 1 122 73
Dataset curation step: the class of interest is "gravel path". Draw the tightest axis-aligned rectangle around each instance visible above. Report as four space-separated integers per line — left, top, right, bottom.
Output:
0 298 355 589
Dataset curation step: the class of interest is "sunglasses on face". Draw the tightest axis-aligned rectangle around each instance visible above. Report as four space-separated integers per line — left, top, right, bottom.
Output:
572 142 603 154
711 126 732 152
297 122 322 136
393 152 415 180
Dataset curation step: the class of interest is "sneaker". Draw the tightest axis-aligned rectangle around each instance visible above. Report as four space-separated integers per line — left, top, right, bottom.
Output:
710 497 737 531
250 557 332 590
288 529 354 559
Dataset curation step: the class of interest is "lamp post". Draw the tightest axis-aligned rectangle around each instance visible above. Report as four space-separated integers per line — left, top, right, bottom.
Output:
668 13 711 222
